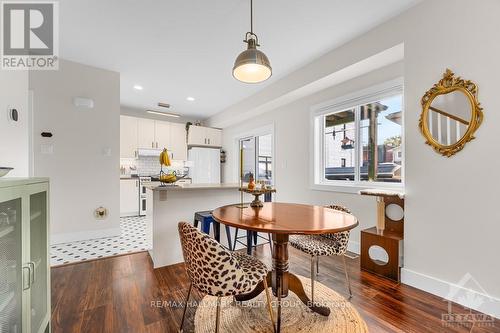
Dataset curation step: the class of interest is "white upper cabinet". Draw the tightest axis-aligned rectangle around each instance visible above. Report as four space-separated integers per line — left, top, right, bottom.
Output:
205 127 222 147
187 125 222 147
120 116 138 158
187 125 207 146
170 123 187 160
155 121 171 150
137 118 156 149
120 116 189 160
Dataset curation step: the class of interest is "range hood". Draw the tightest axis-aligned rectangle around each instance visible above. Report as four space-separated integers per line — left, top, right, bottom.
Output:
137 148 161 157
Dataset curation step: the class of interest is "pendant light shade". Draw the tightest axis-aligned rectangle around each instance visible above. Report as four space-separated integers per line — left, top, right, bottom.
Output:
233 38 272 83
232 0 272 83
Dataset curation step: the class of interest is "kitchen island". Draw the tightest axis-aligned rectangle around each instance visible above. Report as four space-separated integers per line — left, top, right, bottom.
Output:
146 183 247 268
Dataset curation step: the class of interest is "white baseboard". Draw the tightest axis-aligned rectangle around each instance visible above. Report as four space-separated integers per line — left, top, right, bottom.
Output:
347 239 360 254
402 268 500 319
51 227 121 245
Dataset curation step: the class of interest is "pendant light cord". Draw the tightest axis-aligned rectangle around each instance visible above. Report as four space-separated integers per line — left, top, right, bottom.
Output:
250 0 253 34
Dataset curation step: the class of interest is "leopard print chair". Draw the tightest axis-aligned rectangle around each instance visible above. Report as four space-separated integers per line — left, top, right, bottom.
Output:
289 204 353 301
178 222 276 333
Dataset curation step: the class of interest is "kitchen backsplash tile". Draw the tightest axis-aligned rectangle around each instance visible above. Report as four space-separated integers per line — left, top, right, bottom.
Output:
120 156 186 177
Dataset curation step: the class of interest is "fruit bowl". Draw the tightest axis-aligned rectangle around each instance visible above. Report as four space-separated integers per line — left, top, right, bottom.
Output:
0 167 13 177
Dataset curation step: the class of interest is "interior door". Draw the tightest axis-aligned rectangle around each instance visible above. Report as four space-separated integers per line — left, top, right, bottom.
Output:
0 190 23 333
154 121 171 150
28 190 48 333
137 118 156 149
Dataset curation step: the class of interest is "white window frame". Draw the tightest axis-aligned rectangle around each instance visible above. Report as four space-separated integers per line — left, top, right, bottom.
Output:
310 78 404 194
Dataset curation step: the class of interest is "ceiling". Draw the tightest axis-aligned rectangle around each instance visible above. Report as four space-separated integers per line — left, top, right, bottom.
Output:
59 0 419 120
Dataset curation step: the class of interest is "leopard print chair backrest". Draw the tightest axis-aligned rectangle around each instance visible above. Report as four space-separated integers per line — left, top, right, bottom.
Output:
321 204 352 254
178 222 251 297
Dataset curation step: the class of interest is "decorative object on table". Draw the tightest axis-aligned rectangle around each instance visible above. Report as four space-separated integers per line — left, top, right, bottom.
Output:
289 204 353 302
247 172 255 190
239 187 276 208
359 189 405 282
178 222 275 333
194 275 367 333
232 0 272 84
419 69 483 157
0 167 14 177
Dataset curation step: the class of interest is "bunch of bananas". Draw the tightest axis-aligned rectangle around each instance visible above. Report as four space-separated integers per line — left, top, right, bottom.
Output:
159 149 171 166
159 173 177 183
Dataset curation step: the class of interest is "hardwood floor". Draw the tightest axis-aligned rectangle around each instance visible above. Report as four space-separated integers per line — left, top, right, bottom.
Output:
51 247 499 333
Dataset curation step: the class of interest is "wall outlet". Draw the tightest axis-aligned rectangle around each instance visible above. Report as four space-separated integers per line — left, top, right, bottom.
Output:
94 207 108 220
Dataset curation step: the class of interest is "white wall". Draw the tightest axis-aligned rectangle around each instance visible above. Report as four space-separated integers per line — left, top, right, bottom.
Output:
210 0 500 318
30 60 121 244
0 71 29 177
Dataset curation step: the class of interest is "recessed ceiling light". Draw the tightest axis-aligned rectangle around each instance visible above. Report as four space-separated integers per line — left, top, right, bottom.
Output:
146 110 180 118
133 85 143 90
186 96 195 102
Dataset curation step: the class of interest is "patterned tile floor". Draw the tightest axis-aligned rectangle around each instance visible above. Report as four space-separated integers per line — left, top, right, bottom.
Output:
50 216 151 266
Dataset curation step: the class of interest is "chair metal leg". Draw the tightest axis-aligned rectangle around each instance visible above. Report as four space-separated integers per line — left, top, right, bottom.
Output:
215 296 221 333
268 233 273 254
263 278 276 333
310 256 316 304
179 283 193 332
342 255 353 298
225 226 233 251
316 256 319 275
233 228 239 251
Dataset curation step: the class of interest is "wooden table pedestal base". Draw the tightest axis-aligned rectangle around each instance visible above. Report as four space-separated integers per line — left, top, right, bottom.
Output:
235 234 330 332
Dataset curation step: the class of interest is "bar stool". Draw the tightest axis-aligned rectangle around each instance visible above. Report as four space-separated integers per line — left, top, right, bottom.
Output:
233 229 273 255
194 210 233 250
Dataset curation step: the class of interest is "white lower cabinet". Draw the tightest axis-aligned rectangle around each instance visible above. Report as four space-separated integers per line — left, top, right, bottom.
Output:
120 179 139 217
0 178 50 333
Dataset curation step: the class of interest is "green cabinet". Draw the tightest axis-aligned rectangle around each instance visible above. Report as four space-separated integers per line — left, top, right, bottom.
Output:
0 178 50 333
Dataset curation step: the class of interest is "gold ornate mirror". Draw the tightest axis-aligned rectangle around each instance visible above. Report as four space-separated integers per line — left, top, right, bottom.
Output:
419 69 483 157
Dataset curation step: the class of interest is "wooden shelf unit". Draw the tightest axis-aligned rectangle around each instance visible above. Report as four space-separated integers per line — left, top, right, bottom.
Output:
359 189 404 282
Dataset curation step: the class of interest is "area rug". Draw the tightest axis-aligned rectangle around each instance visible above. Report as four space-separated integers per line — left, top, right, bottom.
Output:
194 275 368 332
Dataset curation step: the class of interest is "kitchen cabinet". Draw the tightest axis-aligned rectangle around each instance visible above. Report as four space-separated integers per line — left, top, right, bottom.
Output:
169 123 187 160
0 178 50 333
120 179 138 217
187 125 222 147
137 118 156 149
120 116 189 160
205 127 222 147
120 116 138 158
154 121 171 150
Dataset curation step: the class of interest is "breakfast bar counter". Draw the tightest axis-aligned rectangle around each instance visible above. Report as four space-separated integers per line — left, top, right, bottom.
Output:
146 183 246 268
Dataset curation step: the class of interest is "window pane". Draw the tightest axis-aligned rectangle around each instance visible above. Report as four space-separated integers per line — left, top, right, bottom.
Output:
359 95 403 183
257 134 273 184
323 109 356 181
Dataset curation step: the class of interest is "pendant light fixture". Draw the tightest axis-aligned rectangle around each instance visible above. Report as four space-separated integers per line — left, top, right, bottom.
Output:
232 0 272 83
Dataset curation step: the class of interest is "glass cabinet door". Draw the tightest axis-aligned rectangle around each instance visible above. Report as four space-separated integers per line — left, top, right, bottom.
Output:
29 192 47 333
0 198 23 333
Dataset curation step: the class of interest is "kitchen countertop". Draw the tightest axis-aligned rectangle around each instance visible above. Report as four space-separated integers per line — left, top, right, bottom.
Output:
148 183 239 191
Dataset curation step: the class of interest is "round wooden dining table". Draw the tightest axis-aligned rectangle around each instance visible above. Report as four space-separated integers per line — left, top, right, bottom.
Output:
212 202 359 332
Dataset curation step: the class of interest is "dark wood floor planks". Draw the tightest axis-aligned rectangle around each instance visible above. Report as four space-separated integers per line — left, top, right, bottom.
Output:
51 247 500 333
